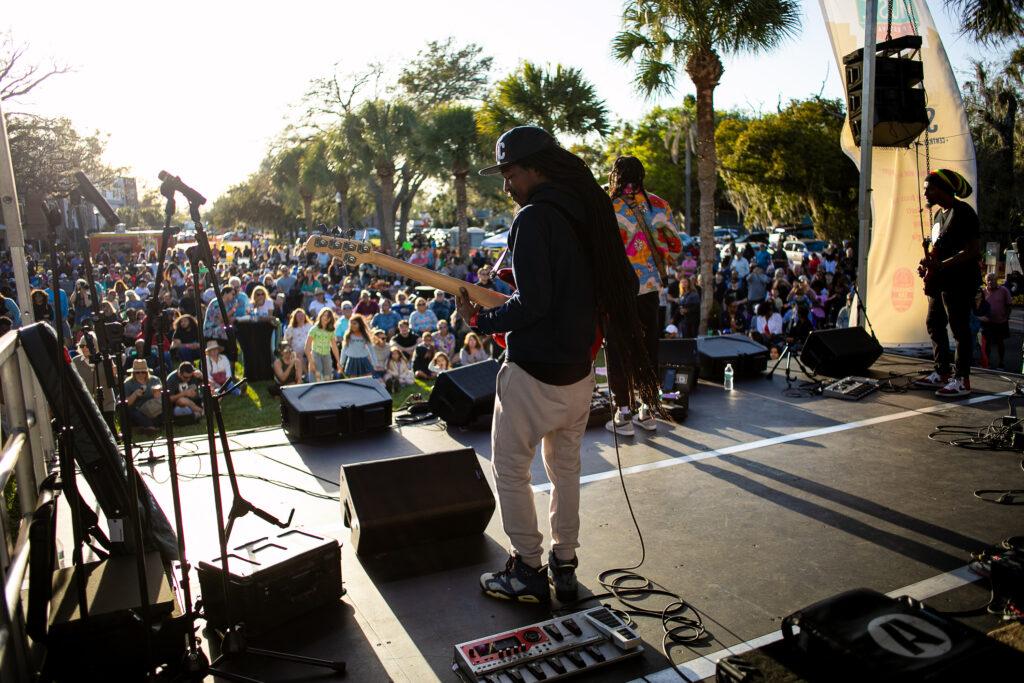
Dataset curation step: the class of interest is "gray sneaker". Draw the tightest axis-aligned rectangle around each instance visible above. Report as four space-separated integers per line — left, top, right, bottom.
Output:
547 551 579 602
632 406 657 431
605 411 634 436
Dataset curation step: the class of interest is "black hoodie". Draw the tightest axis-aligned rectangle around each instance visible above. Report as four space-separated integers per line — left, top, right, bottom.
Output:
473 182 597 385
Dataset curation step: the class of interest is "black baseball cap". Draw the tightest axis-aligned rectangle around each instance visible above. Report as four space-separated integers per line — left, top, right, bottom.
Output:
479 126 559 176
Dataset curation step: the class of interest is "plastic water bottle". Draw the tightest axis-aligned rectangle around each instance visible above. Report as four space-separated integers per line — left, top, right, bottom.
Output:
723 363 734 392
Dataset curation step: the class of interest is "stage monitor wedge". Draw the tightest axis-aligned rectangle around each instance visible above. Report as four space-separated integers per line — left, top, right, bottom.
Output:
340 448 495 556
281 377 392 440
800 327 883 378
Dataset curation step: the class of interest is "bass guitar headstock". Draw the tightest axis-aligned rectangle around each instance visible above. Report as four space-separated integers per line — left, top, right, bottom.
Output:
303 235 375 266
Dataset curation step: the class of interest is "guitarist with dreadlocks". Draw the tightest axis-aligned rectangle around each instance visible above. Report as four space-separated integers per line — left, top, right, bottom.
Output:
915 168 980 397
457 126 660 604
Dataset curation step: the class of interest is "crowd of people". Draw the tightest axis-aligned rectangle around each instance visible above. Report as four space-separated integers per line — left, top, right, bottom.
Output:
0 233 518 433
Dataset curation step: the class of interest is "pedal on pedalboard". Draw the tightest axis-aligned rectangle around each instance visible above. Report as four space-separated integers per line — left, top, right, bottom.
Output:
823 376 878 401
452 606 642 682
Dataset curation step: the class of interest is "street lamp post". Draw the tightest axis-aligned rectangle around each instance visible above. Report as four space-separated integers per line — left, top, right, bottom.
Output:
334 192 342 231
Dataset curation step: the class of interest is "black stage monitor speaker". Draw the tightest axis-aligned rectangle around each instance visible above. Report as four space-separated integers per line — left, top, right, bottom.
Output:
696 334 770 380
658 338 699 367
800 327 883 378
340 448 495 556
281 377 392 440
429 359 499 426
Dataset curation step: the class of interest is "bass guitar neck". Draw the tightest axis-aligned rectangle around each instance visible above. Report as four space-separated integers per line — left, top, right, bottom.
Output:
304 235 508 309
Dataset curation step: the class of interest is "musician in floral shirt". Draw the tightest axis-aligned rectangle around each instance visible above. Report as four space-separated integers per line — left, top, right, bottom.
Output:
605 155 683 436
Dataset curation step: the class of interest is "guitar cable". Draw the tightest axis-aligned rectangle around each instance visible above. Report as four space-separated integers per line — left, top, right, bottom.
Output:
553 337 706 682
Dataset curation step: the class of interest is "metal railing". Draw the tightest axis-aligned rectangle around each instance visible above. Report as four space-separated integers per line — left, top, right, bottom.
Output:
0 330 53 681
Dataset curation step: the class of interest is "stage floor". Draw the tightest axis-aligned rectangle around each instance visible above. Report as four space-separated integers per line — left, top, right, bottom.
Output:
118 353 1023 681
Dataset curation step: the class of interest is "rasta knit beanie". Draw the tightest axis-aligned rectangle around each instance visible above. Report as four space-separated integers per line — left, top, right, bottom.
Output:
926 169 973 198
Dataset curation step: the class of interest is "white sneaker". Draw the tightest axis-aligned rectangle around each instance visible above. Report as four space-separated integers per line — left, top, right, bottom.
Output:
935 377 971 397
605 411 634 436
632 406 657 431
915 371 950 388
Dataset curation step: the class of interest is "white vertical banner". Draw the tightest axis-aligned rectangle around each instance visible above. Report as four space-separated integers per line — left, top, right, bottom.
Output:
818 0 977 346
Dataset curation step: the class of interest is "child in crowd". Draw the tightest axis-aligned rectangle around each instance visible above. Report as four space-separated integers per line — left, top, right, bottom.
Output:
305 308 339 382
384 345 414 394
339 315 374 378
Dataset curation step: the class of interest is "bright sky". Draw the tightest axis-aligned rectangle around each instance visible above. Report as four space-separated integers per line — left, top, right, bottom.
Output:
3 0 1002 203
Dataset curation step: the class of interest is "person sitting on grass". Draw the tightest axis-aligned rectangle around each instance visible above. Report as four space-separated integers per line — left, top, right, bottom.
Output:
458 331 489 366
204 339 232 394
369 328 390 382
390 319 419 360
384 345 414 394
268 344 305 397
413 331 437 380
433 318 456 359
427 351 450 377
166 361 204 420
124 359 162 434
371 299 401 338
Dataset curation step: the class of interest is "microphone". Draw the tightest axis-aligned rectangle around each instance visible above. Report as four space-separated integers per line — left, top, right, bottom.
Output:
158 170 206 206
74 172 121 228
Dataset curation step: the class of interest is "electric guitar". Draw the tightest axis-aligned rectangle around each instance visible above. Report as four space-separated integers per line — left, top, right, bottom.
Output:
304 235 604 359
303 235 509 308
919 237 939 296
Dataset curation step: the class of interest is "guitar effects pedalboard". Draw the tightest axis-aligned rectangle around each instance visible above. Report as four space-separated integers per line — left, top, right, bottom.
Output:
452 606 643 682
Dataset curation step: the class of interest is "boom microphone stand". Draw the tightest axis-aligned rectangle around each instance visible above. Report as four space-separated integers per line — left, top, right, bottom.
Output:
163 173 342 680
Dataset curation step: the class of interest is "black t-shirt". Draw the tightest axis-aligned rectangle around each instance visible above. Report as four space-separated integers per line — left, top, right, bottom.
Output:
930 198 980 292
412 345 435 373
166 370 203 405
391 331 418 358
172 324 199 346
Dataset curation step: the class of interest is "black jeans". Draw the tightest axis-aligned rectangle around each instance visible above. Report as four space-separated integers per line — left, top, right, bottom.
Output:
607 291 661 409
925 289 973 379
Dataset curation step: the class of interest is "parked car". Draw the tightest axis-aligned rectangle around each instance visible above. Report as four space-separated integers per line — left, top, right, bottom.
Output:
782 239 830 264
713 226 745 243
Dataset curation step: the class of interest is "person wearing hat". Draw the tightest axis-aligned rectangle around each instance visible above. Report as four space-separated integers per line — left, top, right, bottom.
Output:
124 358 162 433
456 126 659 605
166 361 205 418
915 168 980 397
205 339 231 392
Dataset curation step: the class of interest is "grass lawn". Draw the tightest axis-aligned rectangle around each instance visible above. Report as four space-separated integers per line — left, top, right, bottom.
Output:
152 377 437 439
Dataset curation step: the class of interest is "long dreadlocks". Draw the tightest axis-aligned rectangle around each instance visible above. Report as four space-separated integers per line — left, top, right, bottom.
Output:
519 147 662 414
608 155 654 214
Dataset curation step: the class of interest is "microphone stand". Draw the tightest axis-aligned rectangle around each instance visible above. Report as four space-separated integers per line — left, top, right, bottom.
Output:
169 177 340 680
42 204 90 625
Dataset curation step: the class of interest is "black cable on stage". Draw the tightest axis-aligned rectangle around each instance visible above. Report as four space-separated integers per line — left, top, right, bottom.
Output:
552 345 706 683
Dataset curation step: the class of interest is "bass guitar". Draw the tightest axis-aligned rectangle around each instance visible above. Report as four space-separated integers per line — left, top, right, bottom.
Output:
304 235 604 359
304 235 512 347
919 237 939 296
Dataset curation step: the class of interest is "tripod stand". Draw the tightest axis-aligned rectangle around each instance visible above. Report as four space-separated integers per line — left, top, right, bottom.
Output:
766 342 816 390
159 172 342 681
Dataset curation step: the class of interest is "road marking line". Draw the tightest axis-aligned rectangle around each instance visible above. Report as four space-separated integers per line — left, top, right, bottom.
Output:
533 392 1007 494
633 565 981 682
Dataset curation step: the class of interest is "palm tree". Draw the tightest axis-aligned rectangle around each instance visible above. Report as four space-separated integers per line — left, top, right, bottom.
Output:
947 0 1024 43
324 121 362 233
423 105 480 259
478 62 611 140
344 99 417 252
613 0 800 333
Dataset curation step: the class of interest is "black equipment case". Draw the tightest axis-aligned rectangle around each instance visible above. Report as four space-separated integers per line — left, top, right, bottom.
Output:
280 377 392 440
198 528 342 635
